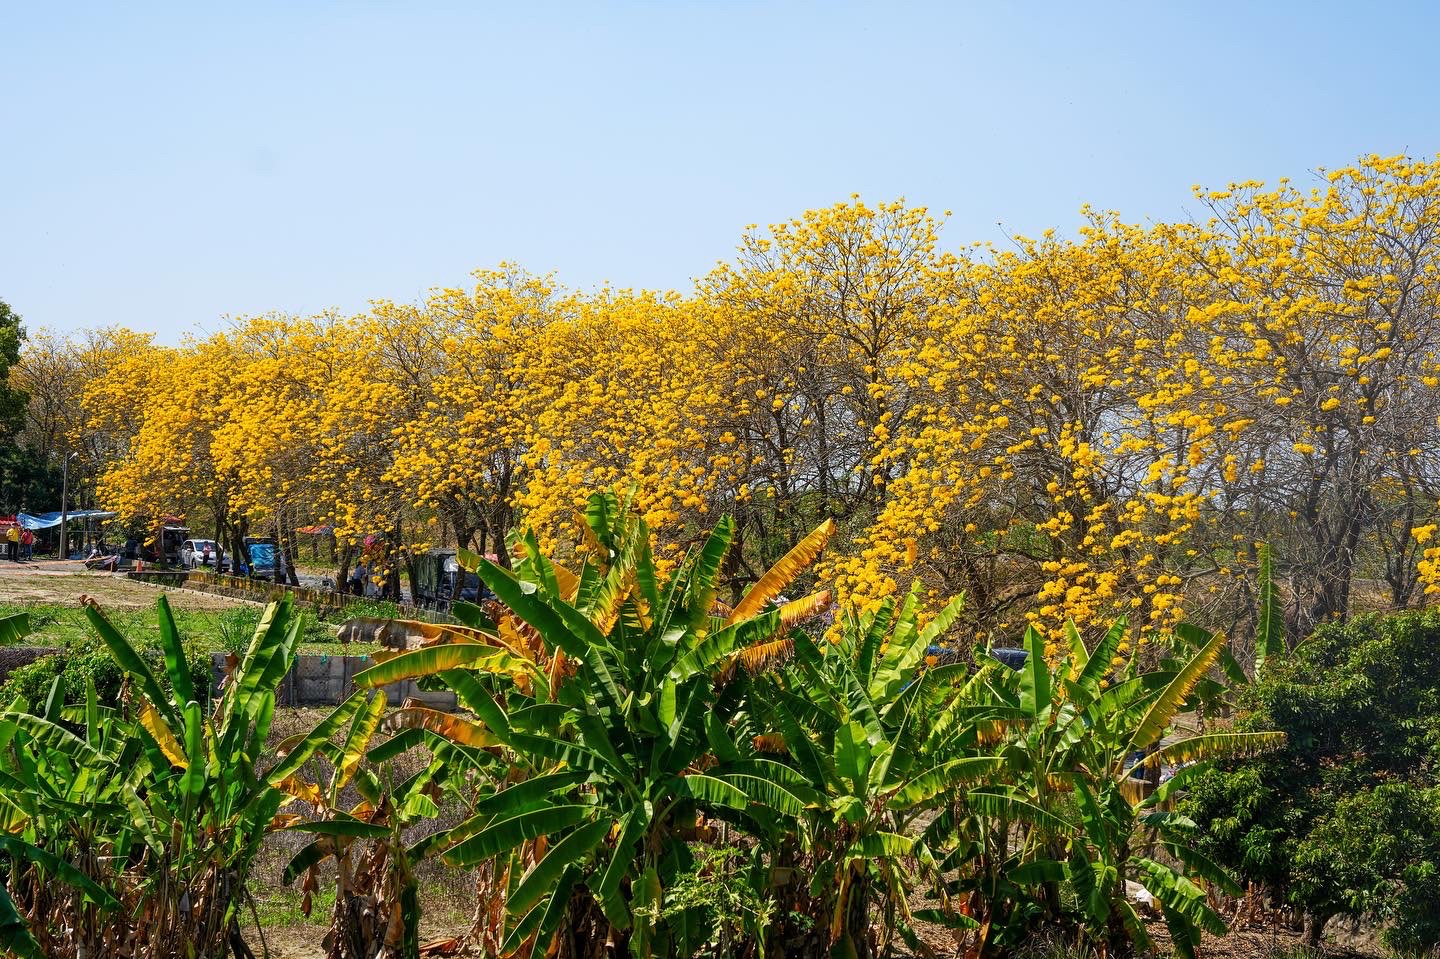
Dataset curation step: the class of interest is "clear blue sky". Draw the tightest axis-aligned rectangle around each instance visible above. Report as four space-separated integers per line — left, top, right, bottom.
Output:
4 1 1438 343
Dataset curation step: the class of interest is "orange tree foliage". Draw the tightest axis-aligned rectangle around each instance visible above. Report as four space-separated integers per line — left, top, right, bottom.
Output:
20 153 1440 646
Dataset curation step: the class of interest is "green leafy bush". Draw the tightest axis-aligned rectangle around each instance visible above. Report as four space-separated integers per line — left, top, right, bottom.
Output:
0 656 63 708
1 639 211 710
1292 785 1440 957
662 846 776 958
215 604 263 655
1185 608 1440 946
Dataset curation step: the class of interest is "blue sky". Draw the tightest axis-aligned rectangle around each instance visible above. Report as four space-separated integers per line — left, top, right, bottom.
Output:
3 1 1438 343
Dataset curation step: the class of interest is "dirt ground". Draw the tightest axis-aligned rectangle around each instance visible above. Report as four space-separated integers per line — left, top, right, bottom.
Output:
249 916 1372 959
252 919 470 958
248 925 327 959
0 559 250 610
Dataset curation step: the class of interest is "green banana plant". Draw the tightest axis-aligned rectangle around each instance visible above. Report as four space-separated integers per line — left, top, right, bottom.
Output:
937 619 1286 958
0 677 123 959
276 686 494 959
743 585 1001 958
351 490 836 958
0 611 29 644
1254 543 1284 679
0 594 311 958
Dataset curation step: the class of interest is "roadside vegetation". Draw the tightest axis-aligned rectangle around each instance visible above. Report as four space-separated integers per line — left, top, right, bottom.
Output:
1 494 1296 959
0 596 387 712
1184 609 1440 955
3 152 1440 957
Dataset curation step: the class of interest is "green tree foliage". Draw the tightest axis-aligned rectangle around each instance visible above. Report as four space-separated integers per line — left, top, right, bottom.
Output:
0 298 25 432
1292 785 1440 957
1184 608 1440 947
0 298 61 514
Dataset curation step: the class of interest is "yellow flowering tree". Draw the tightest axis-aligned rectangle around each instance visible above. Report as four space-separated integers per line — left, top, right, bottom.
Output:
1176 155 1440 631
385 266 560 563
833 215 1234 646
44 153 1440 660
699 199 946 581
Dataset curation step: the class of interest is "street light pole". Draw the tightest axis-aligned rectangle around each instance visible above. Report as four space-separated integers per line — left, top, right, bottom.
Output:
59 452 76 561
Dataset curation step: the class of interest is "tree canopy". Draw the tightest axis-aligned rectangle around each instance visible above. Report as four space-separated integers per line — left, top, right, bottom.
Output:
0 298 61 514
14 154 1440 641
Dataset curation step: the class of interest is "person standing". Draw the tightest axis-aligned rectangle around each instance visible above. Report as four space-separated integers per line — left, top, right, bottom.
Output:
19 527 33 561
5 524 19 562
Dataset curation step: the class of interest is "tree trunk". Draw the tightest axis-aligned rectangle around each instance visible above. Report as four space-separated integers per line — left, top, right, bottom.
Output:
337 542 354 591
404 552 420 608
1303 911 1330 947
282 532 301 586
387 523 404 602
228 520 248 579
272 518 286 585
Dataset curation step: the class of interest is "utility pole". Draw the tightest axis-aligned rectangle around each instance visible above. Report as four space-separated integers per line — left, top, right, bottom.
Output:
59 452 76 560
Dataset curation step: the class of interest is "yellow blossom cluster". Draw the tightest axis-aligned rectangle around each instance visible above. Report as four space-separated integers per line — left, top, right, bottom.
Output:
18 154 1440 642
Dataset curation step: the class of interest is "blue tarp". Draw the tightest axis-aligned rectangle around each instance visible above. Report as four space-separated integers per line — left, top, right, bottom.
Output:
16 510 118 531
247 542 277 572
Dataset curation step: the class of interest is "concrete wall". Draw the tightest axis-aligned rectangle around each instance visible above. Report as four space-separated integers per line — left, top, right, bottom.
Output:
210 652 457 710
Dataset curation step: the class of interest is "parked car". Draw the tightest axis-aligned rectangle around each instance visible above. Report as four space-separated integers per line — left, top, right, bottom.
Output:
179 538 220 569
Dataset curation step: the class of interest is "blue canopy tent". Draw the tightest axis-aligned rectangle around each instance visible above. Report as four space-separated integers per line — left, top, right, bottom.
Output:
16 511 117 530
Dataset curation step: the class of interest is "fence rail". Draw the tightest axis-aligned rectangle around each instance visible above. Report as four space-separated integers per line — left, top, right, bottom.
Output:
126 569 438 620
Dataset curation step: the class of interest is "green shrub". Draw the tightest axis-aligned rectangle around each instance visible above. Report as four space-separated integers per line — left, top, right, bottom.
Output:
1185 608 1440 945
215 604 263 654
1291 784 1440 957
0 639 211 710
327 597 402 622
662 846 775 958
0 656 63 708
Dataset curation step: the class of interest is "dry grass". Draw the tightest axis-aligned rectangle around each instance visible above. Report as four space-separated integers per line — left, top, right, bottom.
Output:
242 708 477 954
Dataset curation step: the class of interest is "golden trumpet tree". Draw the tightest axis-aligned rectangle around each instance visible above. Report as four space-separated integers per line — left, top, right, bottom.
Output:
44 152 1440 659
1173 156 1440 630
385 265 560 561
514 290 744 566
699 199 946 577
77 328 270 570
832 215 1236 646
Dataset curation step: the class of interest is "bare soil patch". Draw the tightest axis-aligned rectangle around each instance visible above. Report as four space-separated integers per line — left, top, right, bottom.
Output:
252 918 470 958
0 562 248 611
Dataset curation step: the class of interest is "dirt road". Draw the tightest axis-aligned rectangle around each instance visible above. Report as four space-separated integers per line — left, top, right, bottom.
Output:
0 559 248 610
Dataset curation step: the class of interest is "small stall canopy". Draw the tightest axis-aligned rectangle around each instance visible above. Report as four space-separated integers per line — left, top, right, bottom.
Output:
16 511 117 530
